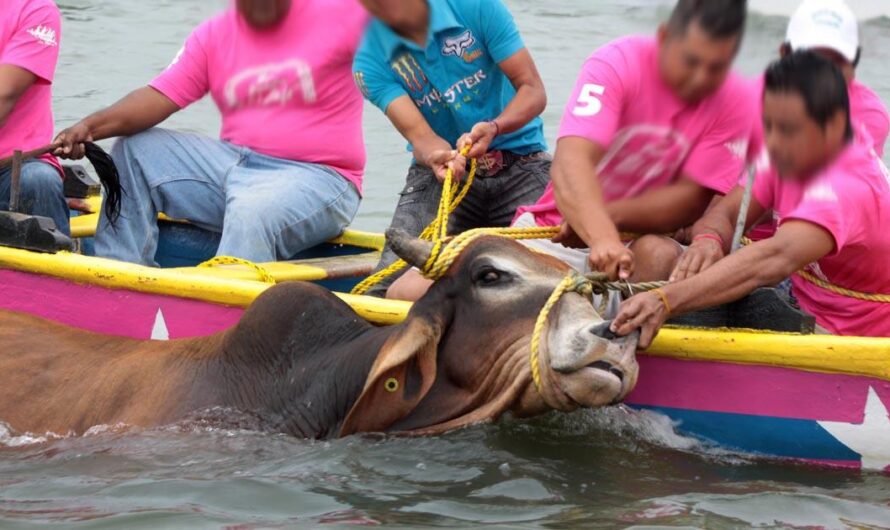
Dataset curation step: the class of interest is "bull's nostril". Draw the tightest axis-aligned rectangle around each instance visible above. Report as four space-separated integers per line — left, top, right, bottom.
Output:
589 321 619 341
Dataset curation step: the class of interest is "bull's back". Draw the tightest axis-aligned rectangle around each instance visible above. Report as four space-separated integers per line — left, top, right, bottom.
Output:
0 310 195 435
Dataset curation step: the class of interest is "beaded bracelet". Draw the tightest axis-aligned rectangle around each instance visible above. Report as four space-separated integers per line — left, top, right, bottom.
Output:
692 232 724 247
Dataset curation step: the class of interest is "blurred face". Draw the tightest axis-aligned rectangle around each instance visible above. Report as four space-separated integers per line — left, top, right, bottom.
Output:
359 0 426 29
762 90 846 179
658 21 740 102
236 0 292 29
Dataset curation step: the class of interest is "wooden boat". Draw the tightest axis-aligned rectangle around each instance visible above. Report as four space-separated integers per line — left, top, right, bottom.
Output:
1 208 888 472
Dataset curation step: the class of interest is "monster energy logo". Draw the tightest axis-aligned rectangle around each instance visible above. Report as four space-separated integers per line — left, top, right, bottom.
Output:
391 54 428 92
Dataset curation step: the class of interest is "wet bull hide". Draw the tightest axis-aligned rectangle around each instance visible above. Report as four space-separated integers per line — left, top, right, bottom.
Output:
0 230 639 439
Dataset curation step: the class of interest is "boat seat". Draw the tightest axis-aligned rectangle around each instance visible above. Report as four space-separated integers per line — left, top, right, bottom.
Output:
667 287 817 334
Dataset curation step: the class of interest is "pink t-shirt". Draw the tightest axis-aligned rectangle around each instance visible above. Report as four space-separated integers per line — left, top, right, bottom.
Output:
150 0 368 192
0 0 61 172
516 36 756 227
752 140 890 337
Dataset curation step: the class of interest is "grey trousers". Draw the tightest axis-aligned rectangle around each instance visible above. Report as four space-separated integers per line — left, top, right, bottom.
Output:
366 153 551 296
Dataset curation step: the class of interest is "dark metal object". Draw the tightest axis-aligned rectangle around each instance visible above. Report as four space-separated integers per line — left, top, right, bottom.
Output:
668 287 817 334
0 211 73 253
9 150 22 213
62 165 101 198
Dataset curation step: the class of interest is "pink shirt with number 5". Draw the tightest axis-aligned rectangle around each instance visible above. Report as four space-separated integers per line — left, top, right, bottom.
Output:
150 0 368 192
516 36 757 227
0 0 61 172
752 140 890 337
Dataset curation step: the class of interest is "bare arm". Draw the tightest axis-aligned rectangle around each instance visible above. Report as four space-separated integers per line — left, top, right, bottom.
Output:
384 95 465 182
612 220 835 346
54 86 180 159
458 49 547 158
551 136 634 279
606 177 715 234
0 64 37 127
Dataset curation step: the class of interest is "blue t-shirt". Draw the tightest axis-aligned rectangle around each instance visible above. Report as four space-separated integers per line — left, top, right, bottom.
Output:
353 0 546 155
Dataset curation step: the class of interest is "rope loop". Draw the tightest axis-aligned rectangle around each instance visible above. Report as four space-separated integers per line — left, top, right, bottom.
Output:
198 256 277 285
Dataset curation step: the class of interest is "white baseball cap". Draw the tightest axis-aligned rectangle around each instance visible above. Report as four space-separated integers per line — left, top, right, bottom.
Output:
786 0 859 62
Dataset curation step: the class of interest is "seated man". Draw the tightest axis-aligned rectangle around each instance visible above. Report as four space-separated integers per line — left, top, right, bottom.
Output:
511 0 757 284
55 0 368 266
779 0 888 156
745 0 889 242
613 51 890 343
0 0 69 235
353 0 550 298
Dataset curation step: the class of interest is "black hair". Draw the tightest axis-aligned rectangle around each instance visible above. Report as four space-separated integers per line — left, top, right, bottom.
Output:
667 0 748 40
764 50 853 139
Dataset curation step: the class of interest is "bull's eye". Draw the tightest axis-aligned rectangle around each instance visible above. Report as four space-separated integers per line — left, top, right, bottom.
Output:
474 267 505 286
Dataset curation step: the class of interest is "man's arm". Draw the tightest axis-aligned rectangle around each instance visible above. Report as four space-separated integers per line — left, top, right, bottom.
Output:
0 64 37 127
612 220 834 346
54 87 180 159
385 95 466 182
670 184 767 281
458 49 547 158
551 136 633 279
606 177 715 233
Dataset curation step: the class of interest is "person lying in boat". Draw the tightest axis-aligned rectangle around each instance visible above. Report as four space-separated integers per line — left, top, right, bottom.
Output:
612 51 890 344
53 0 368 266
352 0 550 298
0 0 69 236
385 0 758 303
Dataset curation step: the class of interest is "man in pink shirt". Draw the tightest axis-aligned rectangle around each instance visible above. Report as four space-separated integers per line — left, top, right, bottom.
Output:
614 51 890 342
0 0 69 235
779 0 888 157
55 0 368 266
513 0 757 283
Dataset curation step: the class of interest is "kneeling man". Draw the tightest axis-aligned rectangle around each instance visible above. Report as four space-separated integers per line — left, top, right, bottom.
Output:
55 0 368 265
613 51 890 343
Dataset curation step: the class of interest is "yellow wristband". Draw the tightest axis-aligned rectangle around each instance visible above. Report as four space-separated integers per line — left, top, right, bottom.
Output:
652 288 672 315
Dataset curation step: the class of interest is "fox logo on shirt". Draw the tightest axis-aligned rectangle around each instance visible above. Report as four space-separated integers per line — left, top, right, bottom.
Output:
442 30 478 61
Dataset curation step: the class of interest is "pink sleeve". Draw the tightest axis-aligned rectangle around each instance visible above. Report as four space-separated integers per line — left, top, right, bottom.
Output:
0 1 61 83
148 22 211 109
682 77 758 194
750 165 777 212
556 46 630 148
782 177 867 255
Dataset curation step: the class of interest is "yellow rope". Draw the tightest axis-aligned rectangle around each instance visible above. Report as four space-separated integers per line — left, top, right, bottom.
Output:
739 237 890 303
796 270 890 303
350 147 478 295
198 256 277 284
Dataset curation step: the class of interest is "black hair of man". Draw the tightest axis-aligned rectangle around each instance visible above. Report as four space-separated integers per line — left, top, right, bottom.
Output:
667 0 748 40
764 50 853 140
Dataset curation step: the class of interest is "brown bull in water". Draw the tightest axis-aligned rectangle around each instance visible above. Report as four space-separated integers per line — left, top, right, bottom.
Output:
0 231 639 438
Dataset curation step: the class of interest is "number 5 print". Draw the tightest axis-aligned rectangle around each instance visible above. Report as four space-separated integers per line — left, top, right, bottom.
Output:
572 83 605 117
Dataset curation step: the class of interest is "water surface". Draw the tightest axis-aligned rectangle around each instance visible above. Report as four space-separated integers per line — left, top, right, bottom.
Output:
3 1 889 528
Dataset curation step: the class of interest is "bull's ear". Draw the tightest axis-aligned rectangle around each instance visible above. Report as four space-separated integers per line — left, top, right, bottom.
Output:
339 315 441 436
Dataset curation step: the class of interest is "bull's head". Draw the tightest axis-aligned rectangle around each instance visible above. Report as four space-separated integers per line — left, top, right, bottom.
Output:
340 230 640 436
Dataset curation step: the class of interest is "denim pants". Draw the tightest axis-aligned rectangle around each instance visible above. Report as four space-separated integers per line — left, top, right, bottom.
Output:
0 159 69 236
94 128 361 266
366 153 551 296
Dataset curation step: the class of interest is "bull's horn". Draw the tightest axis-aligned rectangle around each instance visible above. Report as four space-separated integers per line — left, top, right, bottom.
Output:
386 228 434 270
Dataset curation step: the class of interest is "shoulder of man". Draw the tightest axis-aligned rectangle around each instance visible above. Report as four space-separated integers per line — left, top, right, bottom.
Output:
586 35 651 71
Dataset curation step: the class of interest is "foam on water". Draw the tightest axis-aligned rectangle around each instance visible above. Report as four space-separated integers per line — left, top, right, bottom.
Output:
0 422 70 448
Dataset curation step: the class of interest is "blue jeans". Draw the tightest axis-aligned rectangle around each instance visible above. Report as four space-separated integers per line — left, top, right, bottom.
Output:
0 159 69 236
94 128 361 266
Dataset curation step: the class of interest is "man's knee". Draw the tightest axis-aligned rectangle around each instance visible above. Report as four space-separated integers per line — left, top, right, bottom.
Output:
19 163 63 198
629 235 683 281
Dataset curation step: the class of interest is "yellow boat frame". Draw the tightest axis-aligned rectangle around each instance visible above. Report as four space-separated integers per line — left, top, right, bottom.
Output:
2 216 888 383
